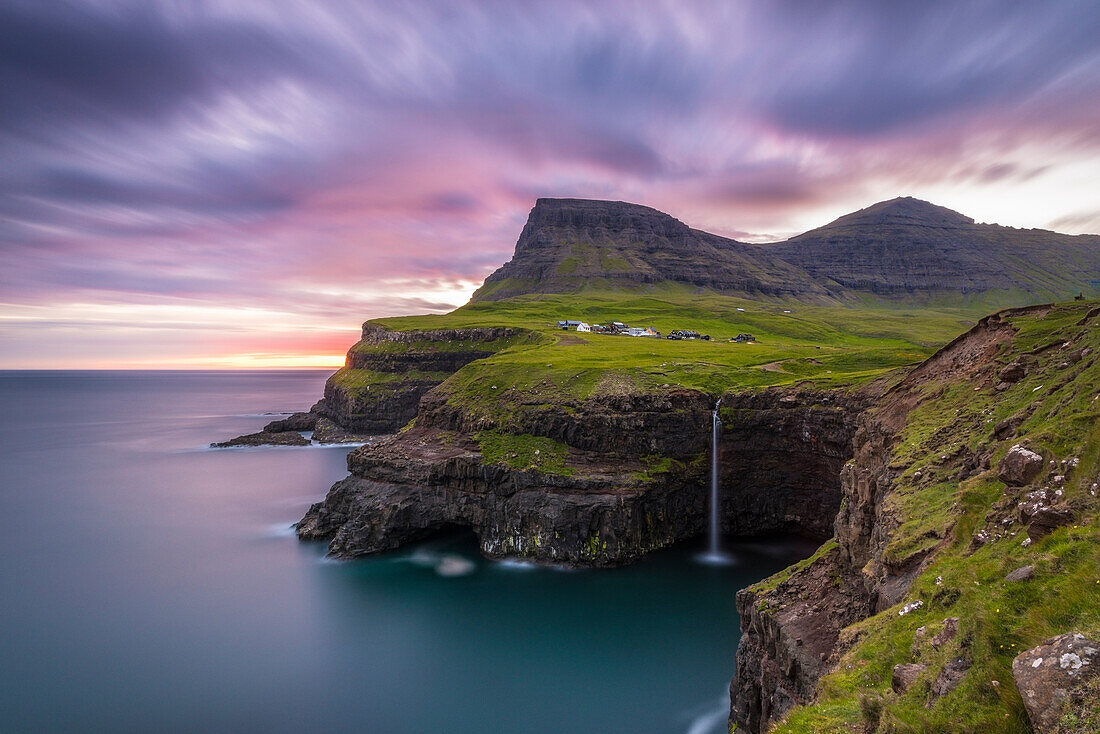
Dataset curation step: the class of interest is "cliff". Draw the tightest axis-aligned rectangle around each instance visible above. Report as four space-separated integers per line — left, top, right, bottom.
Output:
731 300 1100 732
298 384 872 565
313 324 540 433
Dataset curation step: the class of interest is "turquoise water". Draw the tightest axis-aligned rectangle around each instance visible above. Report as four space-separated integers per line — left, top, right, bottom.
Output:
0 371 815 733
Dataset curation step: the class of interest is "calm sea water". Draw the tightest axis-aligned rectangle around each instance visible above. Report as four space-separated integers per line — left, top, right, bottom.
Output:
0 371 816 733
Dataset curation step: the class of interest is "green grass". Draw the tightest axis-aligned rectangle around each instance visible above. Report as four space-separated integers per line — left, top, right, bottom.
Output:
346 288 981 425
475 429 574 475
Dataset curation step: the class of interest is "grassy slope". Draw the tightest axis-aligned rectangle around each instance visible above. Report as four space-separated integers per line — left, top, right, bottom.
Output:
770 301 1100 733
354 287 977 423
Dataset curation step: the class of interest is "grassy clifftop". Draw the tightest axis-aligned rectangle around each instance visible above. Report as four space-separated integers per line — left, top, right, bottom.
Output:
354 289 976 422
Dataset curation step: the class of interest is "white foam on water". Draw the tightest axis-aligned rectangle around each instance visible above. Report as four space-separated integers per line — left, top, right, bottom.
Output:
495 559 539 571
694 551 737 567
264 522 298 539
435 555 477 577
685 701 727 734
682 691 730 734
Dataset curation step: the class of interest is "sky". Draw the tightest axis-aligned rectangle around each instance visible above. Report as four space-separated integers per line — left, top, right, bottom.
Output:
2 0 1099 368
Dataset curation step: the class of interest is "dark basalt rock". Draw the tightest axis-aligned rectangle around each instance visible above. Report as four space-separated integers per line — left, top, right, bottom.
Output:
311 417 372 444
262 412 317 432
212 431 308 447
998 444 1044 486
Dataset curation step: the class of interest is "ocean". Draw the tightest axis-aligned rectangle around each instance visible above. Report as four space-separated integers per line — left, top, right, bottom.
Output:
0 370 815 733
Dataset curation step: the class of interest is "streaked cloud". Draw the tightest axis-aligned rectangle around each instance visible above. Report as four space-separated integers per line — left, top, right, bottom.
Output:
1 0 1098 366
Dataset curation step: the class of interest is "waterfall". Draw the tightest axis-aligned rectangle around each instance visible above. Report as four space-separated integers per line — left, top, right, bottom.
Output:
709 399 722 556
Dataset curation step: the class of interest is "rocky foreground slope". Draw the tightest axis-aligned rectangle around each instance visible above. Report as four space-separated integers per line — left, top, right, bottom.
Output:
732 301 1100 732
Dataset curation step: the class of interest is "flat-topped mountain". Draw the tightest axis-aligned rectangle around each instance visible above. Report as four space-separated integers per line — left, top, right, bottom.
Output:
471 198 831 301
471 196 1100 305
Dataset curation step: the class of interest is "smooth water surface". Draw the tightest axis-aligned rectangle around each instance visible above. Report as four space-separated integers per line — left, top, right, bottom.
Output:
0 371 816 733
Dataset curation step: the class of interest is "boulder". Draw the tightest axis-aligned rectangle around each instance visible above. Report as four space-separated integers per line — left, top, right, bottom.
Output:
998 362 1026 383
1012 633 1100 733
931 617 959 649
892 663 929 693
1027 505 1075 540
929 656 971 701
998 445 1044 486
1005 565 1035 582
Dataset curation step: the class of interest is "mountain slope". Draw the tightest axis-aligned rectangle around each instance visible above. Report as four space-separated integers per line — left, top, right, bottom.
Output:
768 197 1100 303
472 196 1100 306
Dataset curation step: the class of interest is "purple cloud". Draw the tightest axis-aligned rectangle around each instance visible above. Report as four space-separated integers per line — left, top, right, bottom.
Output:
1 0 1099 365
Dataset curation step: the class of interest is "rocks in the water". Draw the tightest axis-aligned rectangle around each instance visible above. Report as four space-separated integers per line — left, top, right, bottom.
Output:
212 431 308 447
262 412 318 432
998 444 1044 486
892 662 929 693
1012 633 1100 733
1005 565 1035 582
311 417 371 444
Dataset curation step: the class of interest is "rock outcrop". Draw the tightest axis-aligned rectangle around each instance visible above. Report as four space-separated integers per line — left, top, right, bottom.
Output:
998 444 1044 486
212 430 309 447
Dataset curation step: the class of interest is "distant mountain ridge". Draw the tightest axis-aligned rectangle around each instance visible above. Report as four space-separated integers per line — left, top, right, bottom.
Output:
470 196 1100 305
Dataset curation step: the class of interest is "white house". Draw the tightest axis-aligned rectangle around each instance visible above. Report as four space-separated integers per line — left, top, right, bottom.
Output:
577 322 591 333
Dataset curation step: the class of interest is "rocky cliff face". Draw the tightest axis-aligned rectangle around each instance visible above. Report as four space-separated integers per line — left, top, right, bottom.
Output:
313 324 531 433
298 385 870 566
729 303 1100 732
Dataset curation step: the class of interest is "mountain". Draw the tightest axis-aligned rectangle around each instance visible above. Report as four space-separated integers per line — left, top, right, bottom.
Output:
470 198 831 301
471 196 1100 305
769 196 1100 301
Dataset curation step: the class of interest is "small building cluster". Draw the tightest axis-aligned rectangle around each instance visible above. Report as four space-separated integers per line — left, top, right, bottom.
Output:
556 320 660 337
555 320 758 344
666 330 710 341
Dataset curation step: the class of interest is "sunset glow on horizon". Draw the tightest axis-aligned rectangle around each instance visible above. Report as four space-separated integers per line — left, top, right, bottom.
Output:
3 1 1099 368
